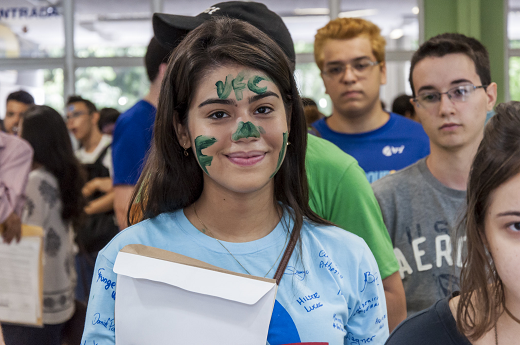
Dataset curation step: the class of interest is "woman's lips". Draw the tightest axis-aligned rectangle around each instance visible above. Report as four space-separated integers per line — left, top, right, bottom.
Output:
226 151 266 166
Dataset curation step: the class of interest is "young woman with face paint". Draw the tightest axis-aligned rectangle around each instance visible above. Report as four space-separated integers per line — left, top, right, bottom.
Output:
386 102 520 345
81 18 388 345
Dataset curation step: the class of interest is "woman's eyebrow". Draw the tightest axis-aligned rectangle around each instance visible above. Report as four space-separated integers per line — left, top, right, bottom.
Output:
198 98 237 108
496 211 520 217
248 91 280 104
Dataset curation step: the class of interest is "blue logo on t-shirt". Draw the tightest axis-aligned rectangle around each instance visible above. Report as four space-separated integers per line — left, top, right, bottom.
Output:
267 300 300 344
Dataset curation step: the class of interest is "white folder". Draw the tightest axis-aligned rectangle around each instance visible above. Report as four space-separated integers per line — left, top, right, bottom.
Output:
113 244 278 345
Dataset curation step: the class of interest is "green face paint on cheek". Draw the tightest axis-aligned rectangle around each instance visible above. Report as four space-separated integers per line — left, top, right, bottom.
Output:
231 121 262 141
270 132 288 179
194 135 218 175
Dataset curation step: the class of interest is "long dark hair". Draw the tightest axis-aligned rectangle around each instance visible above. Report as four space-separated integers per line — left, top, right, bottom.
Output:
129 18 331 237
21 105 85 229
457 101 520 340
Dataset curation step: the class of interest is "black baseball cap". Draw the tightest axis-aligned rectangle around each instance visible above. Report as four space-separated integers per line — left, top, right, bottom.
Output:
152 1 295 63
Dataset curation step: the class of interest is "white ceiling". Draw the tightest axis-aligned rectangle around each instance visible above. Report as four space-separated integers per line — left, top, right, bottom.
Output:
1 0 518 57
0 0 420 56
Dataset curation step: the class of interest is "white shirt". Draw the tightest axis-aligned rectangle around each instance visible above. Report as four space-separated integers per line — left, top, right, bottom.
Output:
75 134 113 177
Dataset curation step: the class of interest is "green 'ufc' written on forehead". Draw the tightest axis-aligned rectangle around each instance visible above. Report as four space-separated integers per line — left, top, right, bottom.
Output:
215 71 271 101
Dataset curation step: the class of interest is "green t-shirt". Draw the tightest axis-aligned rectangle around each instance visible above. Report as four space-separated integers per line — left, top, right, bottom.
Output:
306 134 399 279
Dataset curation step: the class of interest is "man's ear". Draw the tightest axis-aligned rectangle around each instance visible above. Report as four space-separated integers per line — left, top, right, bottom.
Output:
156 62 168 84
92 111 100 126
379 61 387 85
485 82 498 112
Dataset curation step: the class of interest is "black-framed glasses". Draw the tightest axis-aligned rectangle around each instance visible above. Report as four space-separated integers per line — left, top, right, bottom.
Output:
413 84 488 109
322 58 380 79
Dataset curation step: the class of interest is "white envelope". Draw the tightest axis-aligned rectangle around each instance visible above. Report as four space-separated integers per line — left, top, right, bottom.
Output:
113 244 278 345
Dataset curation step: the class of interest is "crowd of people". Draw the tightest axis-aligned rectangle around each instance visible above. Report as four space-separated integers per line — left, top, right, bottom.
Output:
0 1 519 345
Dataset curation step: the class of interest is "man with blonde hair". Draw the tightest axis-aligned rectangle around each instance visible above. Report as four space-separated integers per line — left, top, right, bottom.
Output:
312 18 430 183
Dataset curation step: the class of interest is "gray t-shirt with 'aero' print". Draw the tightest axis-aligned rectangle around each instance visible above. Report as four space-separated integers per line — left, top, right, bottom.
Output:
371 158 466 317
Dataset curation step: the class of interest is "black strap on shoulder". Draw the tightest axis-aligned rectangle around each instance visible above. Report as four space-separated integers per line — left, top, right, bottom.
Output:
94 144 111 165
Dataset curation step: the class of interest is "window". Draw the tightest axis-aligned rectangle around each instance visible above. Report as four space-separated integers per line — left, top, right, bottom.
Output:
0 4 63 58
75 66 148 111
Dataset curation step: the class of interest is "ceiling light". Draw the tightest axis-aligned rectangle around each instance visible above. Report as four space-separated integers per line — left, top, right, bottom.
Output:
338 9 378 18
412 6 420 15
294 8 330 15
389 28 404 39
319 98 328 108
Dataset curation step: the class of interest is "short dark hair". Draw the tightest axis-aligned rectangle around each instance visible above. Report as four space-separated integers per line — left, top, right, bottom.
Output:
436 33 491 86
98 107 120 131
409 34 490 97
7 90 34 105
392 94 414 116
144 37 171 82
66 95 97 114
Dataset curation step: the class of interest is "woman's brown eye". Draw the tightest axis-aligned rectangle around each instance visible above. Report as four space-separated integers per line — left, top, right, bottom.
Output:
209 111 228 119
256 107 272 114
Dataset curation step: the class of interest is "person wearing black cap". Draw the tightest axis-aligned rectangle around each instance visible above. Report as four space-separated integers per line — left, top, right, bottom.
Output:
152 1 406 332
153 2 296 65
81 16 388 345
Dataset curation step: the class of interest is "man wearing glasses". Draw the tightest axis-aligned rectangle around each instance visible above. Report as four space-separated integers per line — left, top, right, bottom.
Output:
372 34 497 316
66 95 118 302
312 18 430 183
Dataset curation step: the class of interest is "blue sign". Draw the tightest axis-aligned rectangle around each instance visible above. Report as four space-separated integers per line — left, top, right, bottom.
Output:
0 7 60 19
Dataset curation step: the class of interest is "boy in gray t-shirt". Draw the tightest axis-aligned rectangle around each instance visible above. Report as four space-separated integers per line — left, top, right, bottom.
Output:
372 33 497 316
372 158 466 315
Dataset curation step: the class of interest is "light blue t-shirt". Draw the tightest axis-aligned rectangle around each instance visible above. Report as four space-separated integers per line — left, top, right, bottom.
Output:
81 209 388 345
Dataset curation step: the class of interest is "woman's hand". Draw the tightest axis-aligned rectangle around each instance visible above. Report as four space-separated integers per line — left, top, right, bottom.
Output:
1 212 21 244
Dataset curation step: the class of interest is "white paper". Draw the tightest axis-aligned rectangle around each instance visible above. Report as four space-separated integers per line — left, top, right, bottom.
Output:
0 237 41 325
114 252 276 304
114 251 277 345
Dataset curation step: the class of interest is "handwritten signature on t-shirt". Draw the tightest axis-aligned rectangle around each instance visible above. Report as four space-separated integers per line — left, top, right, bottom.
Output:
284 265 309 281
360 271 379 292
